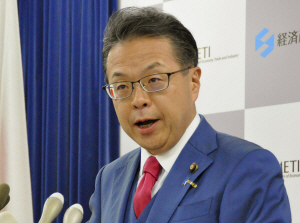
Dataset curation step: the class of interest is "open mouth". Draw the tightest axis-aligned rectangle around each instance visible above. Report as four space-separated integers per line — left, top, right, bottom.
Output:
136 120 158 129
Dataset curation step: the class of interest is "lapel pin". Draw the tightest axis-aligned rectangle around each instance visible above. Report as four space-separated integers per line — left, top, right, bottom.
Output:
190 162 198 173
182 177 197 188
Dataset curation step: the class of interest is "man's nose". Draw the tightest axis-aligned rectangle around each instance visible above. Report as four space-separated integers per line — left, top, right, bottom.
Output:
131 83 151 109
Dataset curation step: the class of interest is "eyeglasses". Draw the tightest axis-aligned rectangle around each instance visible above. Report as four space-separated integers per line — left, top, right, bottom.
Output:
102 67 192 100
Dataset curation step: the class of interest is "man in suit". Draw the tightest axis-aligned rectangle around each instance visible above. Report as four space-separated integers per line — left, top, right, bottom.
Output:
89 7 291 222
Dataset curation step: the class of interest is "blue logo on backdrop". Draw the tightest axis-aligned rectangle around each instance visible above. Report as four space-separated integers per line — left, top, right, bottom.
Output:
255 28 274 58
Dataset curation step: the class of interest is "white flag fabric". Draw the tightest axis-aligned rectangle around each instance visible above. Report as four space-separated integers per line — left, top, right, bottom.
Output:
0 0 34 222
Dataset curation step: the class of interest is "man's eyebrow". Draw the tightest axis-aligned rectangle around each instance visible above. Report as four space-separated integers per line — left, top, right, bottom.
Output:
143 62 164 72
111 62 165 80
111 72 127 79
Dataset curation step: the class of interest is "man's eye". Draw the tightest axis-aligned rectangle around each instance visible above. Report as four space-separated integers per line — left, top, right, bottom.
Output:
149 78 160 83
116 84 128 90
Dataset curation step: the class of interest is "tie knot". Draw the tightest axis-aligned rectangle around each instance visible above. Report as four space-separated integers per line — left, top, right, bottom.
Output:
143 156 161 180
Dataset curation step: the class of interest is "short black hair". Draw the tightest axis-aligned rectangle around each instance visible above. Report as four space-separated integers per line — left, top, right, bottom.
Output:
102 7 198 83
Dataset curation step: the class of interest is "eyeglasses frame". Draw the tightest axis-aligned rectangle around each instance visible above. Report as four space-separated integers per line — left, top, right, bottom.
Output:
102 66 192 100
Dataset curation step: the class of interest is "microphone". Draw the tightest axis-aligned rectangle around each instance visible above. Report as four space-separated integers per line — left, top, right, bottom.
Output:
0 183 10 210
63 204 84 223
0 211 18 223
38 192 64 223
1 195 10 210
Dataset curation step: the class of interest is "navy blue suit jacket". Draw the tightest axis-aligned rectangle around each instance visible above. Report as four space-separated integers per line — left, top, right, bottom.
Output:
89 115 291 222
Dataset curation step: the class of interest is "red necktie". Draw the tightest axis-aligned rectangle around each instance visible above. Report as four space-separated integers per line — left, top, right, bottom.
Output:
134 156 162 218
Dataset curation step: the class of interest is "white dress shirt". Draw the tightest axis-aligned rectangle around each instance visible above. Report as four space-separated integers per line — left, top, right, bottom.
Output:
137 114 201 197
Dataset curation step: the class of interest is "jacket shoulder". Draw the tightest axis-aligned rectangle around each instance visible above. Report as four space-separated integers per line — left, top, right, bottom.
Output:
216 132 265 159
102 147 140 174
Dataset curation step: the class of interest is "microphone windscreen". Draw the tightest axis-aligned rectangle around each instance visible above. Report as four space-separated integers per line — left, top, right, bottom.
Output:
38 192 64 223
0 183 10 210
2 195 10 209
0 211 18 223
63 204 84 223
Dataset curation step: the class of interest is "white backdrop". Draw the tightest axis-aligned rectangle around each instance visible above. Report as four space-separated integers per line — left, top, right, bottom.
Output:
118 0 300 221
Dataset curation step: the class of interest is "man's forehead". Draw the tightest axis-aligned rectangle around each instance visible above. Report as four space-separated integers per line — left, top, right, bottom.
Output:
106 37 178 80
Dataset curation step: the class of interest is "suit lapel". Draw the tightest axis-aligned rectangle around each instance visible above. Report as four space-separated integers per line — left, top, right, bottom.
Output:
110 149 140 223
146 115 218 223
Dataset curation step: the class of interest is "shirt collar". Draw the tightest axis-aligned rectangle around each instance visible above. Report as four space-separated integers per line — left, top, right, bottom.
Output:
140 114 201 176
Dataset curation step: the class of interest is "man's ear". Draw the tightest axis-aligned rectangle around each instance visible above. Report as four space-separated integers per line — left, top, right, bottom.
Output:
190 67 201 102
